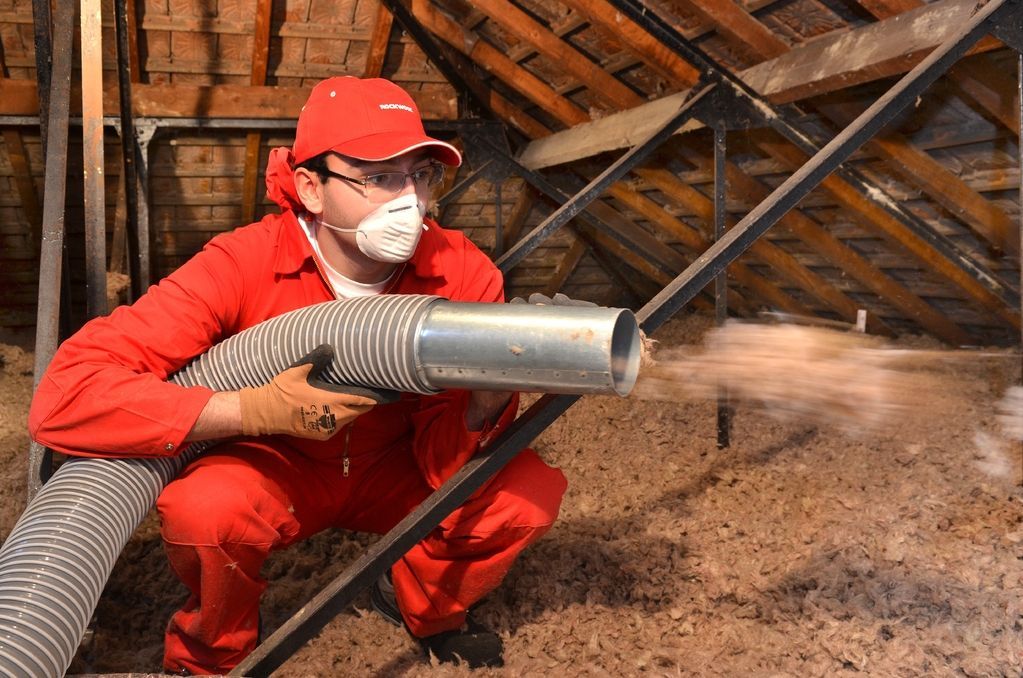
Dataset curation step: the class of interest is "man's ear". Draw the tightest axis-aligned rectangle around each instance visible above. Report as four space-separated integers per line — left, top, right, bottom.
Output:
293 167 324 214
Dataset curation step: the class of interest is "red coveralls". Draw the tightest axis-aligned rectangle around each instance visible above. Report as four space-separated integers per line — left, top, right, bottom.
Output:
28 210 568 674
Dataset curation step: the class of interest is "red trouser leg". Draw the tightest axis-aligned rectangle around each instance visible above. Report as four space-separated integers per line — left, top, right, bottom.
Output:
387 450 567 637
156 444 321 675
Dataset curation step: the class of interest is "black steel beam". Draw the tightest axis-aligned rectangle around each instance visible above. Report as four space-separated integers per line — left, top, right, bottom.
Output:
27 3 76 500
713 125 730 450
30 0 52 156
114 0 143 301
608 0 1020 312
494 81 716 273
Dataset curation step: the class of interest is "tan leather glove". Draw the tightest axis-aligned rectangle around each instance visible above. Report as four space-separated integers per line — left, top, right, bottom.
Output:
239 345 391 440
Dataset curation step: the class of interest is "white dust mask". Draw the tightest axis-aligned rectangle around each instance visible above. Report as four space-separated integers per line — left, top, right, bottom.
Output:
319 193 428 263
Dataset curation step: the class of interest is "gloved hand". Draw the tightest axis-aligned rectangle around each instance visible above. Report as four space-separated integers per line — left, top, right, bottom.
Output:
509 292 597 307
238 345 393 440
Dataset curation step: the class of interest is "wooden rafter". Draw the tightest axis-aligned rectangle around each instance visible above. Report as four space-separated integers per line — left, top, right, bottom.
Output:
542 238 588 297
125 0 141 83
676 0 788 60
564 197 728 313
699 154 974 344
412 0 590 127
686 0 1018 266
501 185 537 247
518 0 1004 170
604 181 817 317
463 0 640 111
364 3 394 78
631 165 897 336
242 0 274 225
554 0 700 86
948 56 1018 134
463 0 879 321
755 134 1020 330
815 100 1018 257
856 0 1018 137
0 80 458 119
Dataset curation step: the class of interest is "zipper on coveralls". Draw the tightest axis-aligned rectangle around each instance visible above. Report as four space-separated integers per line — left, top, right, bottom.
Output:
343 425 351 478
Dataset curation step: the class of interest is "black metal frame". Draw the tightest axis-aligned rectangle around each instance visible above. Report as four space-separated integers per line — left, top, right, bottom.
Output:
114 0 145 300
229 3 1016 674
713 124 730 450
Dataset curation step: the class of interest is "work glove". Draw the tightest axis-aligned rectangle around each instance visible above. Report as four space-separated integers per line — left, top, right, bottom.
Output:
509 292 597 307
238 344 395 440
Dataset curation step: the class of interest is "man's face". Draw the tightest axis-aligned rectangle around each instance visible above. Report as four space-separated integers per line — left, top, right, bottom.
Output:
318 150 437 233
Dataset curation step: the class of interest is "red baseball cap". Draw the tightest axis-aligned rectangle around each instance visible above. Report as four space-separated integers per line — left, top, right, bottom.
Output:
292 77 461 167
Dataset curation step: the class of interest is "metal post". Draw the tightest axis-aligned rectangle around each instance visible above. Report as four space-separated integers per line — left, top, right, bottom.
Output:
27 3 76 500
114 0 143 300
133 120 157 295
714 126 730 450
1018 51 1022 486
30 0 52 156
493 179 504 257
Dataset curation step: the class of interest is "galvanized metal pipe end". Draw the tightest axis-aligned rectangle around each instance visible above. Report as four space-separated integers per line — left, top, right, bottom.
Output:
416 301 642 396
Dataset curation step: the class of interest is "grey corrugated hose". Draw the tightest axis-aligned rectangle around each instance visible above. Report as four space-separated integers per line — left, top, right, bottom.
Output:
0 294 640 676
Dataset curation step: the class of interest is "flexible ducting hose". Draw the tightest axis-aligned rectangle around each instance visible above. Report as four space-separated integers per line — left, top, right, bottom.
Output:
0 294 640 677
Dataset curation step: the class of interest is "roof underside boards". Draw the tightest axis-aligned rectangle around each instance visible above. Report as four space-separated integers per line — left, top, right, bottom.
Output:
0 0 1019 347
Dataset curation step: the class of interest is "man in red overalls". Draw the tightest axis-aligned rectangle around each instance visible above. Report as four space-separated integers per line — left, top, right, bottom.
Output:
29 76 567 674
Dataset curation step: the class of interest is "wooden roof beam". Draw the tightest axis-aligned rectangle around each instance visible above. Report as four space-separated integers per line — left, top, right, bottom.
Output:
815 100 1018 257
568 197 737 313
754 133 1020 330
630 167 898 336
554 0 701 86
688 0 1019 298
715 158 974 345
676 0 789 60
603 181 814 316
364 4 395 78
0 46 41 238
518 0 1004 170
0 80 459 119
542 238 588 297
462 0 642 110
502 185 538 249
411 0 590 126
855 0 1017 136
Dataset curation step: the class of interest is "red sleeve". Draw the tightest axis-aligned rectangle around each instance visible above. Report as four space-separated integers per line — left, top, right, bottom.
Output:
28 232 251 458
409 236 520 488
